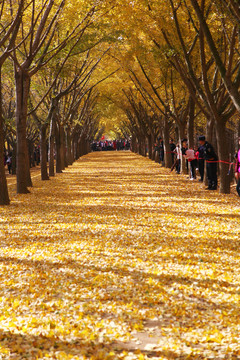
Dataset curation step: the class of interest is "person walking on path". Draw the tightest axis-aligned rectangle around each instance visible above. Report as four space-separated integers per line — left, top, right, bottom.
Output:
198 136 218 190
235 137 240 196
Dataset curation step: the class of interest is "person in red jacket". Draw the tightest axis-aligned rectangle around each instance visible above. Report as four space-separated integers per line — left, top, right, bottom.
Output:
235 137 240 196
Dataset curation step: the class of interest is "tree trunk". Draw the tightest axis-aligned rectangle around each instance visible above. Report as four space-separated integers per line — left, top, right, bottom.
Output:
15 69 31 193
72 135 76 161
206 117 214 143
64 128 68 168
188 96 195 149
76 137 81 159
140 137 146 156
151 134 155 160
163 117 172 168
204 118 215 186
132 135 137 153
25 139 33 187
55 123 62 173
147 134 153 159
40 124 49 181
28 140 34 167
66 127 73 165
60 125 65 171
215 120 230 194
12 142 17 175
0 69 10 205
49 116 55 177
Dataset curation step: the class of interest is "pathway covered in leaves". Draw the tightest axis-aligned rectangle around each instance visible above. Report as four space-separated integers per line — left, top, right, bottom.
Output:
1 152 240 360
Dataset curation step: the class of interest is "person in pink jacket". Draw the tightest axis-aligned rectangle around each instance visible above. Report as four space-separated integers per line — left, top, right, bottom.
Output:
235 137 240 196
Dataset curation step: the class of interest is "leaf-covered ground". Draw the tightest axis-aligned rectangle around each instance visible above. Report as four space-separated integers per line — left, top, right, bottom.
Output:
0 152 240 360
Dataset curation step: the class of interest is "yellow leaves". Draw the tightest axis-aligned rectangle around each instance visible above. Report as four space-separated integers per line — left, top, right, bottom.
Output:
147 277 154 285
12 299 20 309
203 329 224 344
1 152 240 359
133 322 144 331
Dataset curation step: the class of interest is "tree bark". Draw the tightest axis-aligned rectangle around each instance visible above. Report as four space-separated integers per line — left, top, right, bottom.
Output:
215 120 231 194
49 116 55 177
187 96 195 149
11 142 17 175
25 139 33 187
147 134 153 159
163 117 172 168
206 117 214 143
15 69 32 193
0 68 10 205
72 135 76 160
66 127 73 165
60 124 65 171
40 124 49 181
55 122 62 173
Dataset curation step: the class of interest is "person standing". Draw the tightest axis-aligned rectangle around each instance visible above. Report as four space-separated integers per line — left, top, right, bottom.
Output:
185 147 197 180
235 137 240 196
198 136 218 190
197 138 205 182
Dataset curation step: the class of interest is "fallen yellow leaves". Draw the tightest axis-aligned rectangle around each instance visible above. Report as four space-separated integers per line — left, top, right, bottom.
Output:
0 152 240 359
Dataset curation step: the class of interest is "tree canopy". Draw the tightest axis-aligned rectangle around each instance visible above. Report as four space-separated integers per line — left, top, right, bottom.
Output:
1 0 240 204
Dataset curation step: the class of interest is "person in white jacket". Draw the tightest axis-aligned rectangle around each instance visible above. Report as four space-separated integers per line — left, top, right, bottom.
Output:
185 147 197 180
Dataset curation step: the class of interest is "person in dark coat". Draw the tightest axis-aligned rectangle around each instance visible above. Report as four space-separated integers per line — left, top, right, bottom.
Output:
197 141 205 182
198 136 218 190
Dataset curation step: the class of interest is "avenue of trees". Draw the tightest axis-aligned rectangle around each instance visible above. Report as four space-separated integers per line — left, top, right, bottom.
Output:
1 0 240 205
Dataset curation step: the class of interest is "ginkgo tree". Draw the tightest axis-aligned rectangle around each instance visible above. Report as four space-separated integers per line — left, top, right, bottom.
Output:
0 0 23 205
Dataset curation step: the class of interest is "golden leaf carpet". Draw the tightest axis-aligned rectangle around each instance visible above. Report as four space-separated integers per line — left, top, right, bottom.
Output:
0 152 240 360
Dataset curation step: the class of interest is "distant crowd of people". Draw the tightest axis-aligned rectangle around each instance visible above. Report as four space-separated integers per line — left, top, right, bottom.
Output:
91 139 131 152
155 135 240 196
3 136 240 197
